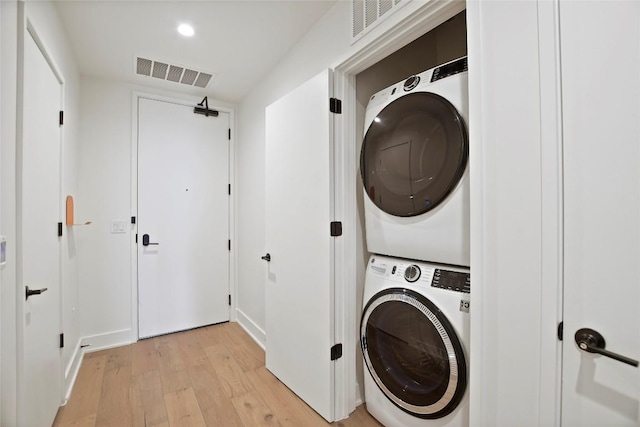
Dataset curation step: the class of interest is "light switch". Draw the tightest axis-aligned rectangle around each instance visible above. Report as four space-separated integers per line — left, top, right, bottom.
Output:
110 220 127 234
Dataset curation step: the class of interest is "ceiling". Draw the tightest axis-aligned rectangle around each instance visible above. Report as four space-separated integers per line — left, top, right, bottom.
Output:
54 1 337 103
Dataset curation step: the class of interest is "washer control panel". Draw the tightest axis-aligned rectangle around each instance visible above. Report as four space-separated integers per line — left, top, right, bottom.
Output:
432 269 471 294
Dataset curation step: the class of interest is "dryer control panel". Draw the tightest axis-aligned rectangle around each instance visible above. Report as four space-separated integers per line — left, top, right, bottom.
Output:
432 268 470 294
431 56 468 83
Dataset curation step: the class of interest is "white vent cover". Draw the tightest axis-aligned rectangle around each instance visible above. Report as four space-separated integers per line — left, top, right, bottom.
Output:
352 0 409 42
136 57 214 88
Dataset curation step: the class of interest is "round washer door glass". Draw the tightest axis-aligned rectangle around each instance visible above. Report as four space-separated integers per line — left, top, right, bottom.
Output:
361 288 467 418
361 92 468 217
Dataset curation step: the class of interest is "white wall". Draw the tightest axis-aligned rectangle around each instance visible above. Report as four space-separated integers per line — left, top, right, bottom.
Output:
1 0 82 422
76 76 235 349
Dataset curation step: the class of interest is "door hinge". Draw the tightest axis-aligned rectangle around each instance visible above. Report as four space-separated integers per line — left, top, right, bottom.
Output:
59 333 64 348
330 344 343 361
228 240 231 251
228 295 231 306
329 98 342 114
557 321 563 341
228 128 231 140
228 184 231 195
58 222 63 237
59 111 64 126
330 221 342 237
131 216 136 224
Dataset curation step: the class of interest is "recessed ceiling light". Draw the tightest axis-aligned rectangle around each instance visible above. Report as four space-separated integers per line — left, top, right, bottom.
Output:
177 24 195 37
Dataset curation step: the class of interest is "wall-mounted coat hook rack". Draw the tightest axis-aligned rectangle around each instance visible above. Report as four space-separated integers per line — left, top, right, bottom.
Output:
194 96 219 117
66 195 92 226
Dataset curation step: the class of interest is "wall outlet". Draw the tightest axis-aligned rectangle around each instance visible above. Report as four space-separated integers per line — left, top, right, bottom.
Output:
110 220 127 234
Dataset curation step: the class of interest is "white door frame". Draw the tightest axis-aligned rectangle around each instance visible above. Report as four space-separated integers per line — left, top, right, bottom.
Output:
130 92 236 341
332 0 563 422
16 12 66 421
331 0 467 418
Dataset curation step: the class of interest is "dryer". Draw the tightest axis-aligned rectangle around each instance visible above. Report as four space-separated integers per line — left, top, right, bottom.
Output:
361 255 470 427
361 56 469 267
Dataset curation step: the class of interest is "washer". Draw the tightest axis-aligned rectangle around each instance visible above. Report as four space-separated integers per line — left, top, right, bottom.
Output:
361 56 469 267
361 255 470 427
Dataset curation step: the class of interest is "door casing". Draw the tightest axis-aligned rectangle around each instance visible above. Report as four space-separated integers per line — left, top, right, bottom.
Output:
331 0 467 418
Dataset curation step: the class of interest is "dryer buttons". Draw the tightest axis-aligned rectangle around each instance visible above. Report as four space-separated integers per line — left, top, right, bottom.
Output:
403 75 420 91
404 265 421 282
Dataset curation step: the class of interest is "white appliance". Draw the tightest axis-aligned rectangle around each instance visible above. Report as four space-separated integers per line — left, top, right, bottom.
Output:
361 57 469 267
361 255 470 427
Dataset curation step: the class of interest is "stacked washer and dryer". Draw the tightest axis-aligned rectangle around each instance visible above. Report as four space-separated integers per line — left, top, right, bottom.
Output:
360 56 471 427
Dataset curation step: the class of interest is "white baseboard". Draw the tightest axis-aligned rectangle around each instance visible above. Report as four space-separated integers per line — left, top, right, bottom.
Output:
235 308 265 350
80 329 135 354
62 339 84 404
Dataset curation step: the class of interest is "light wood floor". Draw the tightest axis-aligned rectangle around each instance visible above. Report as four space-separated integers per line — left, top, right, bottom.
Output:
53 322 382 427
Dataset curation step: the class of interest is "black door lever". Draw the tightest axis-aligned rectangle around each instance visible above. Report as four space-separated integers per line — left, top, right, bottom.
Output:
25 286 48 300
142 234 159 247
261 253 271 262
575 328 638 367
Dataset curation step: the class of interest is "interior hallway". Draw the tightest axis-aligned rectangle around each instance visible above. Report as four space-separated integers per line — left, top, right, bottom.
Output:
53 322 381 426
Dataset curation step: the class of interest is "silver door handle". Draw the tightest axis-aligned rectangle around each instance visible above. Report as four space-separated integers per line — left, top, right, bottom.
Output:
25 286 48 300
575 328 638 367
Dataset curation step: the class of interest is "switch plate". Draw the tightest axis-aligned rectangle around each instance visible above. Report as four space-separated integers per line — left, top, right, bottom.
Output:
110 220 127 234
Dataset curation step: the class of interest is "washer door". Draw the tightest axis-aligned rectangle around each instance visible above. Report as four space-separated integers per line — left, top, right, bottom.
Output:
361 92 468 217
361 288 467 419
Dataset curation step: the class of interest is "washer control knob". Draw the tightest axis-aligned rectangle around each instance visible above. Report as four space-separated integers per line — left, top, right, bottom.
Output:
404 265 421 282
403 75 420 91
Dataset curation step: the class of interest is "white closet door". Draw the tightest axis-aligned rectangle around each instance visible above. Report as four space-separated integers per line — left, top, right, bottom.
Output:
21 30 62 427
138 98 230 338
561 1 640 425
265 69 336 422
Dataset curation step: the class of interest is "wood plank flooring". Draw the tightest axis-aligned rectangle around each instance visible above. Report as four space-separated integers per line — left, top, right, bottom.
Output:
53 322 382 427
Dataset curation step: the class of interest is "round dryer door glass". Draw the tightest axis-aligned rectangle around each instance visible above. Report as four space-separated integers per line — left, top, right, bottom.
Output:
360 288 467 418
361 92 468 217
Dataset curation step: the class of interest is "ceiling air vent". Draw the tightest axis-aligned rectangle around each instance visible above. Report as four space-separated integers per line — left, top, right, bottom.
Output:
135 57 215 89
352 0 411 42
136 57 152 76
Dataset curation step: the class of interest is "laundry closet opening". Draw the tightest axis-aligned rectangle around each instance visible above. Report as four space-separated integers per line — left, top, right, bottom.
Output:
353 9 467 404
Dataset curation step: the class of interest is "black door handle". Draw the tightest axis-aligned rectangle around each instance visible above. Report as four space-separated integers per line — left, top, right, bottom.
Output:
25 286 48 300
142 234 159 246
575 328 639 367
261 253 271 262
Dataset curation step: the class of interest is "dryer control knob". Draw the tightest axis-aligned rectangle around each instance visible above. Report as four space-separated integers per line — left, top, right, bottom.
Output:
403 75 420 91
405 265 421 282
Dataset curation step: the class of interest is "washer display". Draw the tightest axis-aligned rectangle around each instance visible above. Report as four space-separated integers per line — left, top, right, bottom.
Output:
361 255 470 427
361 57 470 266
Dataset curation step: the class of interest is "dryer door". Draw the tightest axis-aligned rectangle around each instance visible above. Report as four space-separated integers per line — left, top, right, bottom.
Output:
361 288 467 419
360 92 468 217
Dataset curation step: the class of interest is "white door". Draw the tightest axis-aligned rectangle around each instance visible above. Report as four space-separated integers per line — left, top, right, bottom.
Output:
138 98 230 339
21 30 62 427
265 70 336 422
561 1 640 425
